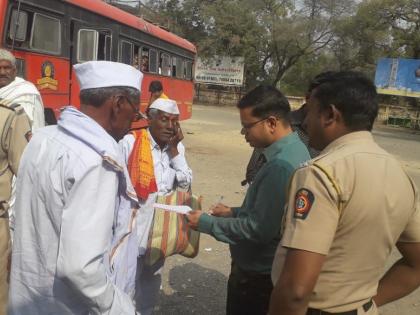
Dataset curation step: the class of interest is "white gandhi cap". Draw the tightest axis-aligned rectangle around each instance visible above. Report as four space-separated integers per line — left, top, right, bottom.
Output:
149 98 179 115
74 61 143 91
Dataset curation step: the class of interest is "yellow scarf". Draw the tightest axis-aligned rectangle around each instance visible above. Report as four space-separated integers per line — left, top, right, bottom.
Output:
128 129 158 200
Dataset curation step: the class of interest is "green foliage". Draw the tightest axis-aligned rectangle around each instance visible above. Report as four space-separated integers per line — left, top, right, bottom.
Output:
144 0 420 95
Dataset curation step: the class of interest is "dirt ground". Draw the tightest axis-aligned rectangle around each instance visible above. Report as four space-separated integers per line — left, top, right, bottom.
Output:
154 104 420 315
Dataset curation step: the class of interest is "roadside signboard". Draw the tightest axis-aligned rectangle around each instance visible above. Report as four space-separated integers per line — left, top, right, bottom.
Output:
375 58 420 98
194 56 244 86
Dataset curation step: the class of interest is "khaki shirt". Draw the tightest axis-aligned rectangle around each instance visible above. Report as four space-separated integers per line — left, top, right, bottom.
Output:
272 131 420 313
0 104 31 212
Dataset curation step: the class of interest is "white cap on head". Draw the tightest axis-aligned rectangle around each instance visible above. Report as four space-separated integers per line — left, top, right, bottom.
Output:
149 98 180 115
74 61 143 91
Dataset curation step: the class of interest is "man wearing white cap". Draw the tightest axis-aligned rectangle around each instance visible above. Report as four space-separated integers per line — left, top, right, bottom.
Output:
120 98 192 314
9 61 143 314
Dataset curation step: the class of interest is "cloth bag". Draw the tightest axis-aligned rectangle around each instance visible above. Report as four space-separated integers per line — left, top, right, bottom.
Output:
145 190 201 266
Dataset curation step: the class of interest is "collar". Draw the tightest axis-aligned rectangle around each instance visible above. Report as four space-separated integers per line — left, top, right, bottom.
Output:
59 106 138 201
263 132 300 162
0 77 40 101
321 131 373 155
58 106 125 171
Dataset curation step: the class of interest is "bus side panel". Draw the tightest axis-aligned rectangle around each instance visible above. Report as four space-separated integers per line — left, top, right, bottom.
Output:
140 75 194 120
0 0 7 40
12 51 70 117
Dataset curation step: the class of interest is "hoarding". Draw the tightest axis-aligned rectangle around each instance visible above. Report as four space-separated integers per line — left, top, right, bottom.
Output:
194 56 244 86
375 58 420 98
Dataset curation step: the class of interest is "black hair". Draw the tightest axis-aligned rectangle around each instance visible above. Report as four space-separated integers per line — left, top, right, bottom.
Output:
149 80 163 93
307 71 337 94
79 86 140 107
312 71 378 131
237 85 291 122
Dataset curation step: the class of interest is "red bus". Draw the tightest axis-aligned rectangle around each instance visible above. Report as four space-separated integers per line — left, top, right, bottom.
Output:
0 0 196 122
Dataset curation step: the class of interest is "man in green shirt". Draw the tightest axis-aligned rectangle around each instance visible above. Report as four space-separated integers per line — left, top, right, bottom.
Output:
187 85 310 315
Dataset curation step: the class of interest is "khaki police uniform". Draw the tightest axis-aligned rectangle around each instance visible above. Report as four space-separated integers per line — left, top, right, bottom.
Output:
0 104 31 314
272 131 420 315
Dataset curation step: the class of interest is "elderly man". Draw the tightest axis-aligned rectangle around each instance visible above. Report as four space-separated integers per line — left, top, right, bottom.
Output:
120 98 192 314
9 61 143 315
0 49 45 233
0 49 45 130
0 104 31 314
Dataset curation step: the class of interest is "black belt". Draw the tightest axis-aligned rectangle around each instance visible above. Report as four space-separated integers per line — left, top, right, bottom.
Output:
307 300 373 315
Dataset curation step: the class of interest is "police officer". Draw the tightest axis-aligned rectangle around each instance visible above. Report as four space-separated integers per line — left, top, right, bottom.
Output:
269 71 420 315
0 103 31 313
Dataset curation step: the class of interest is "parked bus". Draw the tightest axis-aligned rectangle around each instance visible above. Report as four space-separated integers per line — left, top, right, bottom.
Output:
0 0 196 123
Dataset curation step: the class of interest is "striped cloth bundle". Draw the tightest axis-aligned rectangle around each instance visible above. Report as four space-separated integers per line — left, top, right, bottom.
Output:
145 191 201 266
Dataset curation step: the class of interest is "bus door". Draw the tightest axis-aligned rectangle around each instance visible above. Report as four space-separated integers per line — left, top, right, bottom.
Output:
69 20 113 106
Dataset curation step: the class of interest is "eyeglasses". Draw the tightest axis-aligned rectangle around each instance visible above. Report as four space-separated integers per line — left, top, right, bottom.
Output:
241 117 268 133
122 95 145 121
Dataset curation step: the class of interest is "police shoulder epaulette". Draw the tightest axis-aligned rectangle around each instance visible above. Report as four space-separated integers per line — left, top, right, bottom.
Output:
298 159 312 169
0 104 15 112
298 151 329 169
8 103 25 115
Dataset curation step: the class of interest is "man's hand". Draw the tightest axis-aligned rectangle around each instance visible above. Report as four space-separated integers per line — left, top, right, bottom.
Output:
209 203 233 217
168 122 184 157
186 210 203 230
374 242 420 307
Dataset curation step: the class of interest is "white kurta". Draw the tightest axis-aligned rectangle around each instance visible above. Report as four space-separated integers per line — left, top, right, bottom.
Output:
9 107 138 314
120 130 192 253
120 130 192 314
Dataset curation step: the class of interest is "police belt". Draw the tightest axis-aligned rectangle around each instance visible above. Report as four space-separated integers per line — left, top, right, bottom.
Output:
307 300 373 315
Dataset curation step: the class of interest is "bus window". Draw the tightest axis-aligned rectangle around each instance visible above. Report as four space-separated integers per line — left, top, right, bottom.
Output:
98 34 112 61
149 49 158 73
185 61 192 80
176 57 184 79
160 52 171 76
172 56 177 77
8 10 28 42
30 13 61 54
77 29 99 62
15 58 26 78
133 46 139 69
139 47 149 72
132 44 141 70
119 40 133 65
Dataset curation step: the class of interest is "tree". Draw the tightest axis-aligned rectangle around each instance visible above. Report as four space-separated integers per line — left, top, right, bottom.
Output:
260 0 352 86
143 0 419 96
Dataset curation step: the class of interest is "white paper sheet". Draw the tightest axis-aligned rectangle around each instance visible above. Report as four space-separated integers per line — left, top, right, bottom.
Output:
153 203 192 214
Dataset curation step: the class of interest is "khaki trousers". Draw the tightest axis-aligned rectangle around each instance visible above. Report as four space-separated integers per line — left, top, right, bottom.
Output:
0 217 10 315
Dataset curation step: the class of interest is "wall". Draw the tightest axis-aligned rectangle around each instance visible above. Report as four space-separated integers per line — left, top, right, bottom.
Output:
193 87 420 128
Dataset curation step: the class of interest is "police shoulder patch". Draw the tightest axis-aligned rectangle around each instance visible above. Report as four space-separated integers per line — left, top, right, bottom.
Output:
294 188 314 220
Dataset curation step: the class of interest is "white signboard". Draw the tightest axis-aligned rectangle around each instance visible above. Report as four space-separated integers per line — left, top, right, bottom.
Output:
194 56 244 86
